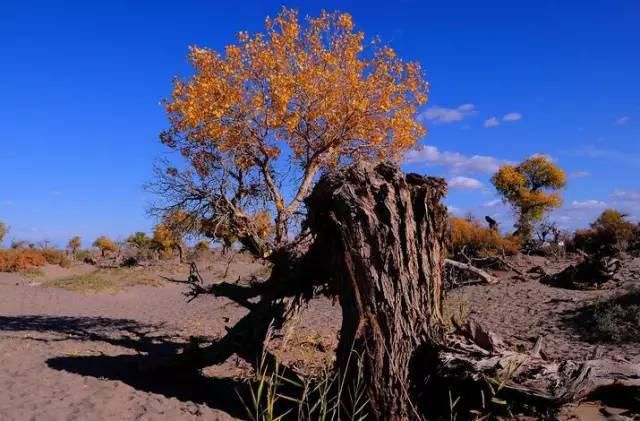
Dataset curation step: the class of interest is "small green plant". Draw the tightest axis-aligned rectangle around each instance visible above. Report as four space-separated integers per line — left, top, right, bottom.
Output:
238 343 369 421
477 358 523 419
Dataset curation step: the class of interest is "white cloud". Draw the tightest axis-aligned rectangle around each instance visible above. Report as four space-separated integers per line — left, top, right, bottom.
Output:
484 117 500 128
568 145 639 166
570 171 591 179
613 190 640 202
447 206 465 216
403 146 509 174
530 152 555 161
419 104 476 124
482 199 502 208
570 200 607 209
503 112 523 122
448 176 484 190
616 116 630 125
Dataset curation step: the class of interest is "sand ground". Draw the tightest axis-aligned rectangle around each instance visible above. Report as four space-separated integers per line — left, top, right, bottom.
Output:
1 254 639 420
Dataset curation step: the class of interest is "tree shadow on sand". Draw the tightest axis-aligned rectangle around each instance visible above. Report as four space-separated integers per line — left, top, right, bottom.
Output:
0 315 252 418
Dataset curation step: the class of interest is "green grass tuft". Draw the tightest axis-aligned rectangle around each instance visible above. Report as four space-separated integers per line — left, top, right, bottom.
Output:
44 272 118 293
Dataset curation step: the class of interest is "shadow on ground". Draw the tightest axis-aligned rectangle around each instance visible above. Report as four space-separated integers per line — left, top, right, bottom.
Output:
47 354 249 418
0 315 250 419
562 288 640 345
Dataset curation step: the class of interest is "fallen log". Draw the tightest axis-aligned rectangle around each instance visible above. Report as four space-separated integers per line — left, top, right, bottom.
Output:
445 259 498 284
541 252 623 290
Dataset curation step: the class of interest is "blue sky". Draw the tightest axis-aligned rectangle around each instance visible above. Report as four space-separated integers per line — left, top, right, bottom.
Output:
1 0 638 246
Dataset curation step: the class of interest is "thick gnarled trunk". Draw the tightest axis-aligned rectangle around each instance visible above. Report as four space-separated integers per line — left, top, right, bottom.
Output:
306 162 448 420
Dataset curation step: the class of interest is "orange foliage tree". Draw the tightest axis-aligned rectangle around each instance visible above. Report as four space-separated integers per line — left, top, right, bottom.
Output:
93 236 117 257
151 210 194 262
491 156 566 240
152 8 428 258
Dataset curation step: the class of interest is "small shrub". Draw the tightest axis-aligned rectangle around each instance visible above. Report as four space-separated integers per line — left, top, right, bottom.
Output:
41 248 72 268
568 288 640 343
449 217 520 258
195 240 210 252
74 249 91 262
0 249 47 272
573 209 636 255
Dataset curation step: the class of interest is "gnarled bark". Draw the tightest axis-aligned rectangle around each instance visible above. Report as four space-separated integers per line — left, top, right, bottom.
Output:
306 162 448 420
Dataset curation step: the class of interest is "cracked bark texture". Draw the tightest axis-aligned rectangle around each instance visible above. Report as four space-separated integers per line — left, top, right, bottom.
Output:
306 161 448 420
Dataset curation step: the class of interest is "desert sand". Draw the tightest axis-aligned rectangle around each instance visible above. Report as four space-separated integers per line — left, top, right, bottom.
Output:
1 254 639 420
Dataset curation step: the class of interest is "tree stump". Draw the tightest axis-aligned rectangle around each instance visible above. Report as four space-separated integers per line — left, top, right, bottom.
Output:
306 162 448 420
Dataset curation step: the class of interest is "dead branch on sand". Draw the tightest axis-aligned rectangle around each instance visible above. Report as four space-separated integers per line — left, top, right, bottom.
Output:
439 319 640 411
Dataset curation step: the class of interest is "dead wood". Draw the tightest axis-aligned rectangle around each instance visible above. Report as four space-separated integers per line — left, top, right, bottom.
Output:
445 259 498 284
435 320 640 414
541 252 623 290
306 162 448 420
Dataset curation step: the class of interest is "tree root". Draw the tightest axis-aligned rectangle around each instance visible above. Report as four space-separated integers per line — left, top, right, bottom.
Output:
435 319 640 414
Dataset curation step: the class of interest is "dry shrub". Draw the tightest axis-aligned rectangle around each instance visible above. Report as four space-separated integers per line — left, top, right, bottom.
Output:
41 248 72 268
568 288 640 343
449 217 520 258
572 209 638 255
0 249 47 272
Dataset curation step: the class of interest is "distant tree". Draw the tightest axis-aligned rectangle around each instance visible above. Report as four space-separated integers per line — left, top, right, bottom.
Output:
150 7 429 259
10 239 27 250
198 219 237 255
67 236 81 257
534 218 557 243
194 240 210 252
199 210 272 255
127 232 151 250
93 236 117 257
154 210 194 262
0 222 7 245
491 156 566 241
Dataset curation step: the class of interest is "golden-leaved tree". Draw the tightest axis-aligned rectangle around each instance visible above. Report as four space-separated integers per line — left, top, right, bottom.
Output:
491 155 566 240
93 236 117 257
152 7 428 258
67 236 81 256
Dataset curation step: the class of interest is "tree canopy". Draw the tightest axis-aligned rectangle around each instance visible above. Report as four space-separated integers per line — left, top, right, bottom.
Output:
67 236 81 254
93 236 117 257
154 7 429 257
491 155 566 239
